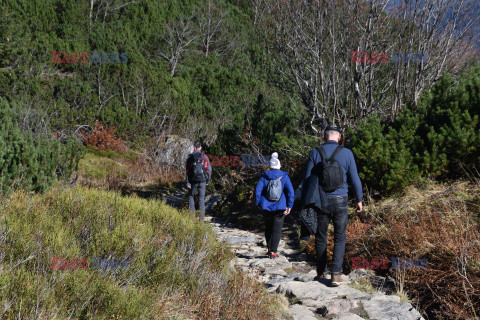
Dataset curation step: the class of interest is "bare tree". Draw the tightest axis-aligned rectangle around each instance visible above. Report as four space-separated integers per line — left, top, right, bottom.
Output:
157 15 199 77
197 0 230 57
387 0 480 115
89 0 136 23
259 0 480 130
251 0 268 26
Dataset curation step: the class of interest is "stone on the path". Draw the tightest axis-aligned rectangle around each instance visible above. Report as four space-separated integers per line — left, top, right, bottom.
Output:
266 268 287 276
251 255 292 270
369 293 401 303
207 216 424 320
331 314 365 320
225 236 256 244
289 305 318 320
295 271 316 282
277 281 371 309
362 300 424 320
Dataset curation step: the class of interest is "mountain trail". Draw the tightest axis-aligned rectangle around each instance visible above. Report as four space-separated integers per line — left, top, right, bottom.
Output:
159 187 424 320
206 215 424 320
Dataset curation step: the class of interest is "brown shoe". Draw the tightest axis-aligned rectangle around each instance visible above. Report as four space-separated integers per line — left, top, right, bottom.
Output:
331 274 343 287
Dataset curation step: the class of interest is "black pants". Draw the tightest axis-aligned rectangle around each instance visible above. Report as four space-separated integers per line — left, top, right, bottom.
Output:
264 211 286 253
315 196 349 275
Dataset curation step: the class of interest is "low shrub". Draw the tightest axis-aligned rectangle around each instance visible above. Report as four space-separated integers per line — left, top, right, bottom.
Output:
83 120 127 153
0 186 284 319
0 98 85 196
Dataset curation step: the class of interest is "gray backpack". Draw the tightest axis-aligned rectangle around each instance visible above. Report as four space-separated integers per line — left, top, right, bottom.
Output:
266 176 283 202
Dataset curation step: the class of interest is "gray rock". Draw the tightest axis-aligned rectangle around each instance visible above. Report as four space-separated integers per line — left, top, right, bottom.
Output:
369 294 401 304
267 277 294 286
251 256 291 270
265 268 287 276
289 305 318 320
226 236 256 244
347 269 371 280
286 272 303 279
295 273 316 282
205 193 223 213
152 135 193 173
362 300 425 320
332 314 365 320
276 281 371 302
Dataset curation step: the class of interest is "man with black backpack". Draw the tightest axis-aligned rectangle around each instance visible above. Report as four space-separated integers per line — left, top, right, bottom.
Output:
302 125 363 286
186 142 212 222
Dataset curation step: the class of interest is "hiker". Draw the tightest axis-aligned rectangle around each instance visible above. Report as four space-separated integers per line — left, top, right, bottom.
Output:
255 152 294 259
186 142 212 222
300 125 363 286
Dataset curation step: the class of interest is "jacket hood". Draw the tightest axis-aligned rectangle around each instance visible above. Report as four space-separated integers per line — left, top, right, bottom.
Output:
262 169 285 180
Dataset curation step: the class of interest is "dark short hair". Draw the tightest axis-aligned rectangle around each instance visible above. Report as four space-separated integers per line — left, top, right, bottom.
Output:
194 141 202 149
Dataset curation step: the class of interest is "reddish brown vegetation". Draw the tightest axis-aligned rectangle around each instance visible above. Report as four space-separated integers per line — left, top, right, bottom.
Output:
83 120 127 153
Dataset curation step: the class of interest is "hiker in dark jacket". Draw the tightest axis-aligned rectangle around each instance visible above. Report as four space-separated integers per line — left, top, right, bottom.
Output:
303 125 363 286
186 142 212 222
255 152 295 259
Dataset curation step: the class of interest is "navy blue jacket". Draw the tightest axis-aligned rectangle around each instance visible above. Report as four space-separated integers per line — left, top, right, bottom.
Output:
304 141 363 202
255 170 295 211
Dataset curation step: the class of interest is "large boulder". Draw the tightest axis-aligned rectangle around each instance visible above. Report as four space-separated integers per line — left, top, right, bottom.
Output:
153 136 193 173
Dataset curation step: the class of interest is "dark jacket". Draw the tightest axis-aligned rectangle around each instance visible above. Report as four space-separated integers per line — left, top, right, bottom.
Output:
255 169 295 211
304 141 363 201
299 140 363 234
186 151 212 187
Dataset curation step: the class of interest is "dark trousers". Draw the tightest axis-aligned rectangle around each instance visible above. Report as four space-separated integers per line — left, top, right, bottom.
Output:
188 182 206 221
315 196 348 275
264 211 286 253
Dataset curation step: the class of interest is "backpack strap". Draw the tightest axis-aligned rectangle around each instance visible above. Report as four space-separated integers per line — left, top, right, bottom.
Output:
316 146 343 161
316 147 328 162
329 146 343 161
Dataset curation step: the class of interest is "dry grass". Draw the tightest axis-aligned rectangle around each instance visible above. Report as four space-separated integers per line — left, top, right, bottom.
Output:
350 182 480 319
77 149 183 191
303 182 480 319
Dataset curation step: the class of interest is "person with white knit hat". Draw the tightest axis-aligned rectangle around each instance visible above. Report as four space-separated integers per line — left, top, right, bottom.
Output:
255 152 295 259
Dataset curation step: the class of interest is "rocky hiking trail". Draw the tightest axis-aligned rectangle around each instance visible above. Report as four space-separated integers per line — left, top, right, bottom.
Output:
157 187 424 320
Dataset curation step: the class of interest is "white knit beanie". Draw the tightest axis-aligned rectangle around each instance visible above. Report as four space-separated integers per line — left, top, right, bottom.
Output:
269 152 281 169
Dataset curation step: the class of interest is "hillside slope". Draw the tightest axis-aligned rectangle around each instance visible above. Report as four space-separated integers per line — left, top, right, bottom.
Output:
0 185 286 319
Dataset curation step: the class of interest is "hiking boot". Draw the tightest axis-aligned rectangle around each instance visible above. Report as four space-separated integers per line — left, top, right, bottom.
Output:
314 273 328 281
331 273 343 287
269 252 279 259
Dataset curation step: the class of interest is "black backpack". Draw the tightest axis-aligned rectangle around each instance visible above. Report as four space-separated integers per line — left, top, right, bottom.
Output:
316 146 344 192
189 152 206 182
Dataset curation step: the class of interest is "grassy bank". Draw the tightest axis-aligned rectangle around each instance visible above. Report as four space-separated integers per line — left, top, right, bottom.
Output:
305 181 480 319
0 185 285 319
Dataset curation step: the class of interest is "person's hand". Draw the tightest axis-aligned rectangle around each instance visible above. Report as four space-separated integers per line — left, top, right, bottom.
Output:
356 202 363 213
187 184 191 189
284 208 291 215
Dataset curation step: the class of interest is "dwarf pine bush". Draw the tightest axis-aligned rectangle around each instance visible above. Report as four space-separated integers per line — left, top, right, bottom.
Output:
0 98 85 195
349 66 480 194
